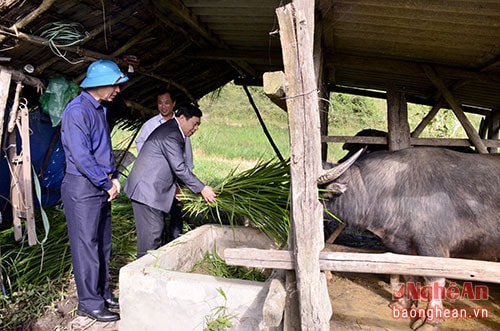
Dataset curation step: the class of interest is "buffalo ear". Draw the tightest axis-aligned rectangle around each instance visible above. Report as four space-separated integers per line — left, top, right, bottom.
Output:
329 182 347 194
322 182 347 199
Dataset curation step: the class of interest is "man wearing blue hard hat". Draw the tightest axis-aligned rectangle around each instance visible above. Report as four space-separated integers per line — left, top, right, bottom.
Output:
60 59 128 322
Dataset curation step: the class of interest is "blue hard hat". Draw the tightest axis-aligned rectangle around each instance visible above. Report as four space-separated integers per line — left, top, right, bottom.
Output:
80 59 129 88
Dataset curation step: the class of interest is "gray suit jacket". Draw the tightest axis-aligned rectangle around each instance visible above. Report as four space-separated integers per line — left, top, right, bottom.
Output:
124 118 205 213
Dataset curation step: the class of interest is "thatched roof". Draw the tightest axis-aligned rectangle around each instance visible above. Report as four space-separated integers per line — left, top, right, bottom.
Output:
2 0 500 130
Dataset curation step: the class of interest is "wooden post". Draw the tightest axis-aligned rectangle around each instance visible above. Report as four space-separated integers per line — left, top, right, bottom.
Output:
19 101 36 245
277 2 331 330
7 130 23 241
312 20 329 162
284 271 300 331
6 81 24 241
387 87 411 151
488 109 499 153
319 88 329 161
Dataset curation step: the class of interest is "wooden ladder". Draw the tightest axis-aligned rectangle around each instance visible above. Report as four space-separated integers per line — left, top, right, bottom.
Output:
0 69 37 246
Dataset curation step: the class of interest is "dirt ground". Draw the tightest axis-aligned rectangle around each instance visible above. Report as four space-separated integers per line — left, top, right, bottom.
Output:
30 270 500 331
324 228 500 330
327 271 500 331
30 237 499 331
29 279 120 331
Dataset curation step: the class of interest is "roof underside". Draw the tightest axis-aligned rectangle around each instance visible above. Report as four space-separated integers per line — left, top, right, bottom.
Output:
1 0 500 130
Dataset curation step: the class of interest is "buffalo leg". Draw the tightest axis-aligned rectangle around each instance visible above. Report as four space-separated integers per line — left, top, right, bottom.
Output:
389 274 417 309
410 276 445 330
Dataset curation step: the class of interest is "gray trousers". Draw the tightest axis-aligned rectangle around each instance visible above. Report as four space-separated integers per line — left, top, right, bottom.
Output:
131 199 183 258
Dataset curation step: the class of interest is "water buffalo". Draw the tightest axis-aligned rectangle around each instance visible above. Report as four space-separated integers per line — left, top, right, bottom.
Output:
319 147 500 329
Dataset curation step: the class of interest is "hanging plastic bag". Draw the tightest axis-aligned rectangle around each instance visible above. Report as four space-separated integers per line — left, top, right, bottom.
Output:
39 77 79 127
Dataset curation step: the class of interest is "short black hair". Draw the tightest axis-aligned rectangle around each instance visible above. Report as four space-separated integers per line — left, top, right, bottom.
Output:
175 104 202 119
157 88 176 102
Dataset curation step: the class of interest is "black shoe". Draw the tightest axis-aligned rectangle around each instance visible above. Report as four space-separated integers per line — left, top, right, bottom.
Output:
104 297 120 309
77 306 120 322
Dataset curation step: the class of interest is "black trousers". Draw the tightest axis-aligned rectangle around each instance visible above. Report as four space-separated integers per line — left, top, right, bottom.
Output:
61 174 112 311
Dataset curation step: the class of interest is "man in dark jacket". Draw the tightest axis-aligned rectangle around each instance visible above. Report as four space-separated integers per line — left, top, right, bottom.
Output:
124 104 216 258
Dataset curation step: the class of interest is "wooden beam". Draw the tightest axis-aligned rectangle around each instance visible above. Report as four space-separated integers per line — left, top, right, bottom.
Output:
0 66 45 91
185 49 282 63
135 70 196 103
411 99 444 138
322 135 387 145
153 0 257 77
0 0 57 44
0 25 110 63
124 99 155 117
0 22 195 102
330 85 493 117
189 46 500 90
224 248 500 284
321 135 500 148
421 64 488 153
330 54 500 85
325 223 346 245
412 137 500 148
277 3 331 330
154 0 223 47
37 4 142 74
263 71 287 111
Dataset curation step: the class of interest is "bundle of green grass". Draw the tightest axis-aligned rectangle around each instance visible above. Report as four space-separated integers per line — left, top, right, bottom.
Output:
178 158 291 247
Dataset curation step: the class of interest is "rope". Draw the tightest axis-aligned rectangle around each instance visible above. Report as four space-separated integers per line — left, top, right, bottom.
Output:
36 22 88 64
32 165 50 245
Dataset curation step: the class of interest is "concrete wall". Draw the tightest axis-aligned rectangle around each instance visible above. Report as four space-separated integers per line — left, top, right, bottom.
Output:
119 225 279 331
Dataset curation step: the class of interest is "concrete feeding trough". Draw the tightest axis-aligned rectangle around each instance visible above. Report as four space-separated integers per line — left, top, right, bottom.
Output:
119 224 279 331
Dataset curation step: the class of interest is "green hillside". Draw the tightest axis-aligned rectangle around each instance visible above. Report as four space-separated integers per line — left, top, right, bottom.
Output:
190 82 478 183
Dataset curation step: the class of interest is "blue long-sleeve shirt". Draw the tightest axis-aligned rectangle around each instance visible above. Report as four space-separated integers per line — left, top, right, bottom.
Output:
61 91 118 191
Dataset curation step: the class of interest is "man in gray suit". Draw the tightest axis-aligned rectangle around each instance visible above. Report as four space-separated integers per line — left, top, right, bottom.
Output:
124 104 216 258
135 89 192 242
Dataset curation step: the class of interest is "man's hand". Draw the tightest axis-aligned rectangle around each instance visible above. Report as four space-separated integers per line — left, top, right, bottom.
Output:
200 186 216 204
112 178 121 194
107 180 120 202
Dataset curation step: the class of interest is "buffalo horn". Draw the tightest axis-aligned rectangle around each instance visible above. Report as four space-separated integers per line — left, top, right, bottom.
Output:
317 148 364 185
